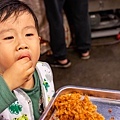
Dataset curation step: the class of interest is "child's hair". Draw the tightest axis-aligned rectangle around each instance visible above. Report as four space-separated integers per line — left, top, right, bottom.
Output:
0 0 39 33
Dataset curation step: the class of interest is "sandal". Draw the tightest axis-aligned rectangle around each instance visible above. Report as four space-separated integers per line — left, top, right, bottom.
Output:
50 59 71 68
80 51 90 60
46 56 71 68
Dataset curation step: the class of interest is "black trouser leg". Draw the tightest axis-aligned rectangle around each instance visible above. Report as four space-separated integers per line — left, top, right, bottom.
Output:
64 0 91 53
44 0 67 60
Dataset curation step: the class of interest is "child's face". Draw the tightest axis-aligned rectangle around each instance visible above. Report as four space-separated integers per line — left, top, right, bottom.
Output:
0 12 40 73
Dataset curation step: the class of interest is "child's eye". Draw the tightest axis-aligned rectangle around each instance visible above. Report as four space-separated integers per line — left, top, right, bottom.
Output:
4 36 14 40
25 33 34 37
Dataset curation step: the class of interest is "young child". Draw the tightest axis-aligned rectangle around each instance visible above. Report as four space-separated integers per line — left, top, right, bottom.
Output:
0 0 55 119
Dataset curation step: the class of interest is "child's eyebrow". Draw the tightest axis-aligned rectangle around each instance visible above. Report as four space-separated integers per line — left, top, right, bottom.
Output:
0 28 13 34
0 26 36 34
24 25 36 30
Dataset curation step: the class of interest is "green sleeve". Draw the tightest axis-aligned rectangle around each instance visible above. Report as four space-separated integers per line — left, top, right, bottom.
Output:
0 76 17 113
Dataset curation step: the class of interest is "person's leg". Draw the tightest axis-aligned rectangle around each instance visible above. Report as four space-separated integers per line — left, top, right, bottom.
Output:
44 0 66 60
44 0 71 67
64 0 91 58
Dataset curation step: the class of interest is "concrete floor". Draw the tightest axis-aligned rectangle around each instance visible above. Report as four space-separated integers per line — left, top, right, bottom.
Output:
40 36 120 91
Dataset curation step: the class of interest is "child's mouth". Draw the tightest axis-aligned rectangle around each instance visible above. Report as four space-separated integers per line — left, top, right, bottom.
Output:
18 54 31 60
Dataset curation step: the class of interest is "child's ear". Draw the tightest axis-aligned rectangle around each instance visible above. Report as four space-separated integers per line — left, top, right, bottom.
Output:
39 36 41 40
39 36 41 43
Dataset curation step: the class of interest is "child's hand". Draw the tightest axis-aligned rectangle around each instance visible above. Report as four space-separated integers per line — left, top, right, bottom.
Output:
2 57 34 90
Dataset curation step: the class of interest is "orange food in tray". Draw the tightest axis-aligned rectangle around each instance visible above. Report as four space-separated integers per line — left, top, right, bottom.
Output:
52 92 105 120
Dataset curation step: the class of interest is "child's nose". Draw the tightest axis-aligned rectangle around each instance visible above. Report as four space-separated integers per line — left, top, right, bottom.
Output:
16 37 29 50
17 43 28 51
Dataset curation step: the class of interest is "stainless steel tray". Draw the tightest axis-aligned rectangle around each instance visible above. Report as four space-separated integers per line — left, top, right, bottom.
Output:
39 85 120 120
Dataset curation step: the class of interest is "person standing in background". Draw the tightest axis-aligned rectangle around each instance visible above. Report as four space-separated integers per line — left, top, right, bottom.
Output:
44 0 91 68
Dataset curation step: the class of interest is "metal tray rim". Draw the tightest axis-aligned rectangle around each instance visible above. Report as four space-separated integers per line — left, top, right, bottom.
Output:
39 85 120 120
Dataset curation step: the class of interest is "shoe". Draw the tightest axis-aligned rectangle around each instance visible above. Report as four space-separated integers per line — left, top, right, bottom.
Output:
80 51 90 60
47 58 71 68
